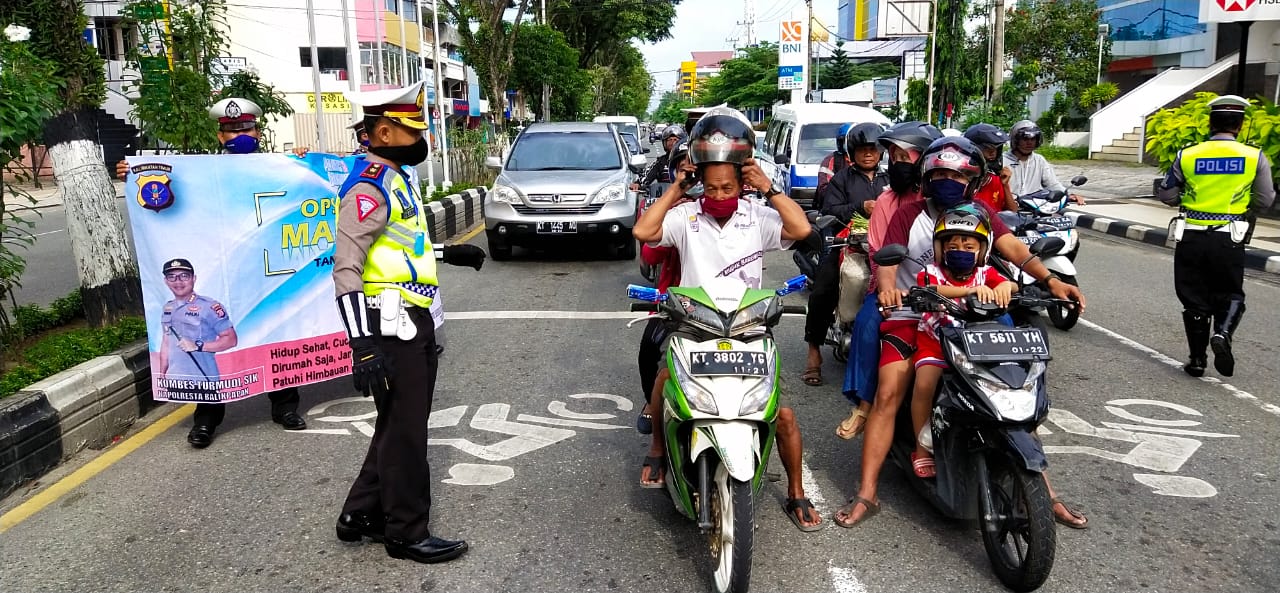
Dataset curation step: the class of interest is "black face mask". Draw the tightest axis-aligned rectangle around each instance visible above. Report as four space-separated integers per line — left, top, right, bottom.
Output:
888 161 917 193
369 136 429 166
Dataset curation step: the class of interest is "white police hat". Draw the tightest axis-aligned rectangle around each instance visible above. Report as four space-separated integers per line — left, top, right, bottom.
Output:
1208 95 1249 113
209 98 263 131
345 81 427 130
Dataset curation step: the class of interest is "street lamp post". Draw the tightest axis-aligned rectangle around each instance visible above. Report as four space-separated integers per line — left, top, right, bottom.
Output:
1096 22 1109 112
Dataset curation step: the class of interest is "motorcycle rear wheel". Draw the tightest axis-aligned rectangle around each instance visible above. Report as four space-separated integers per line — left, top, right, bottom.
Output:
709 466 754 593
1046 274 1080 331
979 456 1056 592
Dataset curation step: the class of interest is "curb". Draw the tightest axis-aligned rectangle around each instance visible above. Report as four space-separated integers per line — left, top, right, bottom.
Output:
0 340 151 500
425 187 486 245
1068 212 1280 275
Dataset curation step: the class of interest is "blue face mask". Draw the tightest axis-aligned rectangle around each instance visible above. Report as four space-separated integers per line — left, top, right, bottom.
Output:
928 178 968 208
943 249 978 274
224 134 260 154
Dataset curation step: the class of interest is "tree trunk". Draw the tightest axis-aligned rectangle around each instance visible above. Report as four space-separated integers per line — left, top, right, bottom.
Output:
42 109 143 327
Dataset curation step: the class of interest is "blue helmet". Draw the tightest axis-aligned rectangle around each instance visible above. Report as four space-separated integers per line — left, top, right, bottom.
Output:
835 123 853 154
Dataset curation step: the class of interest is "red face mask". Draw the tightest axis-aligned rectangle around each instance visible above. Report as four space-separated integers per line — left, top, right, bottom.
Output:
701 196 739 218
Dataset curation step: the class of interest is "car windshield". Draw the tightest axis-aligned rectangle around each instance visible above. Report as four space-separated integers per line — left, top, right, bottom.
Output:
619 133 640 154
797 123 844 165
506 131 623 171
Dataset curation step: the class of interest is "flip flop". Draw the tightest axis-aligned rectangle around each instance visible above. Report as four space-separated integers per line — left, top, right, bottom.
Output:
801 366 823 387
783 497 824 532
636 413 653 435
833 496 879 528
639 455 666 489
1052 498 1088 529
836 407 869 440
911 452 936 479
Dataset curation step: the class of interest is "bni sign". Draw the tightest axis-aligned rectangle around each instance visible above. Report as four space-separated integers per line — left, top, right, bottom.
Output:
777 14 808 91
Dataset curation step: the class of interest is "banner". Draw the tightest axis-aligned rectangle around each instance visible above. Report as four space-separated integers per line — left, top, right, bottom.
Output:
778 9 808 91
126 153 356 404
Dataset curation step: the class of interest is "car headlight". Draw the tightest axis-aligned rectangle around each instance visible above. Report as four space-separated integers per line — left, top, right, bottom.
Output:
592 184 628 204
490 184 522 204
737 357 777 416
673 356 719 415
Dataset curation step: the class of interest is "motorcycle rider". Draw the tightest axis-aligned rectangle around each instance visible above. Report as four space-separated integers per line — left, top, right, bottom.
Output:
633 124 687 191
802 123 887 388
1004 120 1085 205
632 109 823 531
834 137 1088 528
816 123 854 206
1156 94 1275 377
963 123 1017 212
837 121 941 439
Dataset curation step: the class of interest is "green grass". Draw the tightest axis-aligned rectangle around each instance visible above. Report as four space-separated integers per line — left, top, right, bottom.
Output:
1037 146 1089 162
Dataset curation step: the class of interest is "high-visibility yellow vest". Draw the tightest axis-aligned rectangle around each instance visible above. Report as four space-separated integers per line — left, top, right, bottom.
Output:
339 160 438 307
1178 139 1259 226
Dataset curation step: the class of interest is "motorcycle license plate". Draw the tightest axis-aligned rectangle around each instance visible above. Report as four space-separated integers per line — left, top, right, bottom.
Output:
536 221 578 234
689 351 768 376
1040 216 1074 230
959 327 1050 362
1017 234 1040 245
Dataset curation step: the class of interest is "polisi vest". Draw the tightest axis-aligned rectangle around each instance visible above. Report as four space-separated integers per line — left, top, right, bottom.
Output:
338 160 438 307
1178 139 1259 226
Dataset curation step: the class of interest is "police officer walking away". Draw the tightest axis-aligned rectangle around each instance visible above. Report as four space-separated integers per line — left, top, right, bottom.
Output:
331 81 485 564
1157 95 1275 377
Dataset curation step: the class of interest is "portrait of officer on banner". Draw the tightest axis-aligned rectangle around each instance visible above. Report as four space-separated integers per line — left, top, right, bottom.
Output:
157 258 238 389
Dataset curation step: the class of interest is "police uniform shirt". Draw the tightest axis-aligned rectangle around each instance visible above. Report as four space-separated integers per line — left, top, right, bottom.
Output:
1156 133 1277 211
162 294 232 379
332 154 422 296
653 199 792 289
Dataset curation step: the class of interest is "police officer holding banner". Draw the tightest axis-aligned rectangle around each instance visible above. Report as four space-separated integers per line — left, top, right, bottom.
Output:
331 81 485 564
1157 95 1275 378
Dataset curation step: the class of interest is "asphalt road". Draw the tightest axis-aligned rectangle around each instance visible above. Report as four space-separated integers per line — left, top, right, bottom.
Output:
2 225 1279 593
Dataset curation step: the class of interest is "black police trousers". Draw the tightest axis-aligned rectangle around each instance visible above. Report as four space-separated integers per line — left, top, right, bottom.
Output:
804 251 842 346
1174 229 1245 316
342 307 438 542
192 388 299 427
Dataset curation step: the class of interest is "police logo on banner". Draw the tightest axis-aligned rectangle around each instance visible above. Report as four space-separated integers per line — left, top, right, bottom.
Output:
133 164 177 211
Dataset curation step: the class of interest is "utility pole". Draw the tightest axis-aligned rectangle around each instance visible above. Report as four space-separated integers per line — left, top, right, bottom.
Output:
991 0 1006 102
432 0 451 189
375 2 386 86
805 0 813 101
925 0 938 125
418 0 434 191
399 2 409 85
541 0 550 122
737 0 757 47
305 0 327 152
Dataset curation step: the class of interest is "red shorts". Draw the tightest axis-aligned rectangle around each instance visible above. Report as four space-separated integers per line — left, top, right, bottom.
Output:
913 333 946 369
879 319 947 369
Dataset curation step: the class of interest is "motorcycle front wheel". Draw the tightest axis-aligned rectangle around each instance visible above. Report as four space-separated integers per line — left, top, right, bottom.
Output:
978 454 1056 592
709 465 754 593
1046 274 1080 331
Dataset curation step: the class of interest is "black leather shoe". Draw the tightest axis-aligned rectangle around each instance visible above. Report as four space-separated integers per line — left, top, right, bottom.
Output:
385 535 469 564
272 411 307 430
1184 356 1207 377
336 511 385 543
187 425 216 448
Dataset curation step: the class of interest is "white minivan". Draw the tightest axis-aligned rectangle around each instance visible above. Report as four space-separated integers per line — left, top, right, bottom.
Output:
761 103 891 207
592 115 640 147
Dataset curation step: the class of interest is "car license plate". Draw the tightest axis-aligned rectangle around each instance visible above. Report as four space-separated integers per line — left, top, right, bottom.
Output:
689 351 768 376
536 221 578 234
959 327 1050 362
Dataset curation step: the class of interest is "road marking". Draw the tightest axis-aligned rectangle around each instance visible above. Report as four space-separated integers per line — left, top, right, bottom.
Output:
33 229 65 238
827 560 869 593
0 403 194 534
451 224 484 245
1077 318 1280 418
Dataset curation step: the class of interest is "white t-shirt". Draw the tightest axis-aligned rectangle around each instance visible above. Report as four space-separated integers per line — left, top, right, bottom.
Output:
654 199 793 289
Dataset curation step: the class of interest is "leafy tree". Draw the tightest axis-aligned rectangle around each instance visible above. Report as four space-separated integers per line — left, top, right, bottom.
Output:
904 78 928 121
5 0 142 326
652 91 693 124
820 41 854 90
1004 0 1110 104
581 44 651 117
501 23 588 120
695 43 786 110
928 0 985 125
549 0 682 70
442 0 535 128
214 71 294 150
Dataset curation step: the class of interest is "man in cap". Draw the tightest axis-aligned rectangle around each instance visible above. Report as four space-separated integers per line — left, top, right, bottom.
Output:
157 258 236 388
349 118 370 155
1156 94 1274 378
331 80 485 564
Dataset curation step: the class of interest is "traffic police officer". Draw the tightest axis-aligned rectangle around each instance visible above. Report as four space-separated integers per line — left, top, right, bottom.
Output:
158 259 235 383
349 118 370 155
1157 95 1275 377
331 80 485 564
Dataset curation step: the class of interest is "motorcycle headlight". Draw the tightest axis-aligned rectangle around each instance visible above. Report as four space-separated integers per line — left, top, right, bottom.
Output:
490 184 523 204
683 302 729 336
979 380 1037 422
673 355 719 415
1037 200 1061 215
592 184 627 204
730 300 772 336
737 355 777 416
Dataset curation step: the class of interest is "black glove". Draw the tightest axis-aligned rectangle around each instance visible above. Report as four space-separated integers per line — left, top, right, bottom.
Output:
350 337 393 398
443 244 487 270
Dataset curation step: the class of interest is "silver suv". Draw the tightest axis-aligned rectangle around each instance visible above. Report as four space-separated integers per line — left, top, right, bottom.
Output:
484 122 647 260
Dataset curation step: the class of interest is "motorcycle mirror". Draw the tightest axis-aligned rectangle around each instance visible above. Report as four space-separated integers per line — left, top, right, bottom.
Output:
805 210 821 223
1071 175 1087 186
873 243 910 267
1029 236 1066 257
1049 190 1067 202
778 275 809 296
815 214 841 231
774 153 790 166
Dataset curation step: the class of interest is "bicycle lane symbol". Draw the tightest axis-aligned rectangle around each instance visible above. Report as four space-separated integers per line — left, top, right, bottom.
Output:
297 393 632 486
1041 398 1238 498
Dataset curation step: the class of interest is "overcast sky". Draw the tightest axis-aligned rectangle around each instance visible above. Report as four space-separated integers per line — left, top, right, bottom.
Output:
637 0 840 111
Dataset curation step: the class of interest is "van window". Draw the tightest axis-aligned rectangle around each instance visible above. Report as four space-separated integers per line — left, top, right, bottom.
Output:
796 123 844 165
765 120 781 156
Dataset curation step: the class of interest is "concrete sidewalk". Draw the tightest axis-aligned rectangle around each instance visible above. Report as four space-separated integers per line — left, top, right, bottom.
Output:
1051 160 1280 275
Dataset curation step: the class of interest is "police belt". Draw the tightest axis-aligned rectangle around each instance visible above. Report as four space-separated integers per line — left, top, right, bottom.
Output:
1180 208 1244 222
365 283 438 308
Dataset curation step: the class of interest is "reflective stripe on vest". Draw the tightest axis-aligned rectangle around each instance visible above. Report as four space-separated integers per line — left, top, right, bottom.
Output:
1178 140 1258 226
339 163 438 307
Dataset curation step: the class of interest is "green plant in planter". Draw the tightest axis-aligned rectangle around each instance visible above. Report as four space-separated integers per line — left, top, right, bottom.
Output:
1146 92 1280 186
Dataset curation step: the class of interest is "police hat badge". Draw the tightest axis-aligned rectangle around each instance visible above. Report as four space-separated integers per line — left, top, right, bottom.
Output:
136 172 176 211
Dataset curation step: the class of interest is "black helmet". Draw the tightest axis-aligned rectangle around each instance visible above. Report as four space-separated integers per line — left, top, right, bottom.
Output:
660 124 686 143
667 140 690 181
844 122 885 153
688 110 755 166
878 121 943 158
963 123 1009 149
918 136 986 200
835 123 853 155
1009 120 1043 149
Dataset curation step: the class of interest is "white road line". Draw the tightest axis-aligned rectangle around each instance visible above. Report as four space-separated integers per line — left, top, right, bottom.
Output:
827 560 869 593
799 459 827 509
1078 318 1280 418
33 229 65 238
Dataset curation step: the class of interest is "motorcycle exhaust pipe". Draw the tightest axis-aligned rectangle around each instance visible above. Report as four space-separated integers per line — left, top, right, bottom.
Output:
696 454 713 529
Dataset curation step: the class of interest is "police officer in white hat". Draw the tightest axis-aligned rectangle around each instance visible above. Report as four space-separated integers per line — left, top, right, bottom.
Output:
331 80 484 564
1156 94 1275 377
